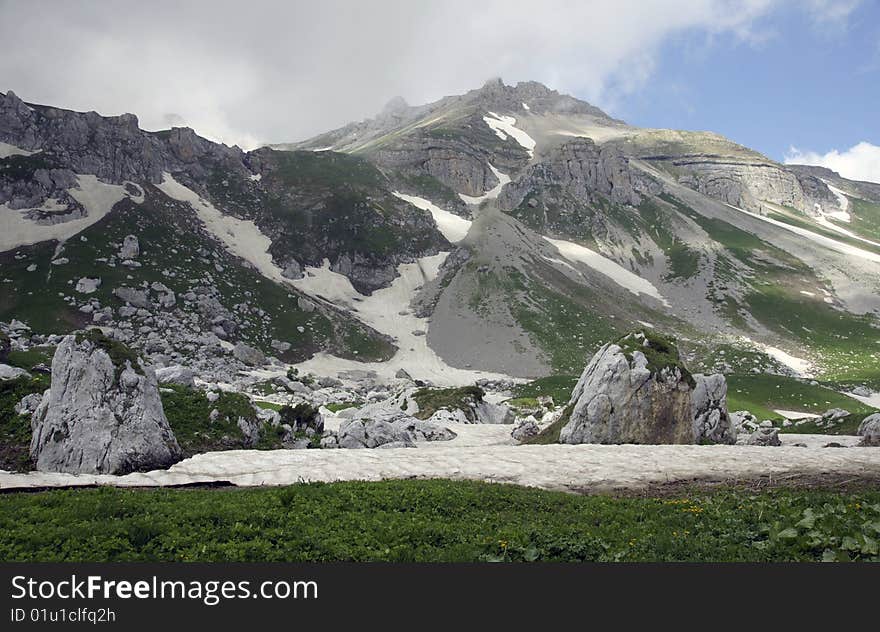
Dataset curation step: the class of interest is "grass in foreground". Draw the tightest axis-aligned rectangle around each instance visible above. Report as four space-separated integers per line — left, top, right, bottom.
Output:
1 481 878 562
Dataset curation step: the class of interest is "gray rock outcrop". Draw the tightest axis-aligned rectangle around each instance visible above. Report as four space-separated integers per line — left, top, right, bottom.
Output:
337 415 456 449
559 332 735 445
858 413 880 447
232 342 266 366
155 365 195 388
746 426 782 447
30 333 183 474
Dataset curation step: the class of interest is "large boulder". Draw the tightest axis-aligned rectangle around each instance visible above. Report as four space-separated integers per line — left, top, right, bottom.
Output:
155 365 195 388
233 342 266 367
559 332 735 445
30 332 183 474
858 413 880 447
338 414 456 449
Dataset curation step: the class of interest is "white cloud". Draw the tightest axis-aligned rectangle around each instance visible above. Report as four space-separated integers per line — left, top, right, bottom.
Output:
805 0 862 28
0 0 862 147
785 142 880 184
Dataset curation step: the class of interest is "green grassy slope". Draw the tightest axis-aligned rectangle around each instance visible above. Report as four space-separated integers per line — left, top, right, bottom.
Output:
1 482 878 562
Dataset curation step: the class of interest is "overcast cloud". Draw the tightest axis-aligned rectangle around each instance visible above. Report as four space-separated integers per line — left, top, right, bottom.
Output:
0 0 863 149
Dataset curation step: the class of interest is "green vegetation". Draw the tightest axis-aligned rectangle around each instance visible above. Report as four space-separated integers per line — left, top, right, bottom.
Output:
395 172 462 207
412 386 484 421
0 375 48 471
5 346 55 371
2 481 878 561
325 401 360 413
0 191 392 362
513 375 579 406
160 385 281 456
76 328 143 377
637 199 701 280
726 374 876 422
844 196 880 242
616 330 695 388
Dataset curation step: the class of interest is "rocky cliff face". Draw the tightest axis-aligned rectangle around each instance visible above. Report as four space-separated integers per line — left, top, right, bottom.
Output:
559 332 734 445
30 332 182 474
500 137 642 209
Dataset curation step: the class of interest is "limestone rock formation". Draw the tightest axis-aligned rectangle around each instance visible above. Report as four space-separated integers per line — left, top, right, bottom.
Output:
29 332 182 474
858 413 880 447
559 332 734 445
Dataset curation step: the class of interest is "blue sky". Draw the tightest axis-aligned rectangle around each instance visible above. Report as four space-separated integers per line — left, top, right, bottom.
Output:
612 0 879 172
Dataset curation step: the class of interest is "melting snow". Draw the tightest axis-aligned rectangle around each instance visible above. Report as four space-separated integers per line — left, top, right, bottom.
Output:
392 192 472 243
0 142 39 159
741 336 814 377
543 236 670 307
774 410 821 420
157 173 288 284
290 254 512 386
3 436 878 491
0 175 139 252
483 111 536 157
459 164 511 205
726 203 880 264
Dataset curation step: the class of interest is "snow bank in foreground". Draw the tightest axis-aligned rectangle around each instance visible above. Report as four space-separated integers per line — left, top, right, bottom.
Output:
483 111 536 157
0 175 139 252
544 236 670 306
459 164 511 205
392 192 471 243
2 434 877 492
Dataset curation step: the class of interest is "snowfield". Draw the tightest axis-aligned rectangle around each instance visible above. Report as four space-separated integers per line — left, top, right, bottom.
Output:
289 254 513 386
544 236 670 306
0 175 140 252
459 164 511 205
392 192 471 243
483 111 536 158
2 432 878 492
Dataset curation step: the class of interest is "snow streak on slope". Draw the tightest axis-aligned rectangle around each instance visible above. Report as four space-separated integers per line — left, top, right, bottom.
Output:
0 175 139 252
740 336 814 377
158 173 289 284
823 181 851 218
543 236 670 307
459 164 511 205
483 111 536 157
725 203 880 264
0 142 38 159
392 192 471 243
290 254 513 385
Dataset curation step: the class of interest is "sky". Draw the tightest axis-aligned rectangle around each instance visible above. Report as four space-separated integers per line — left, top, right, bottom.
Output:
0 0 877 182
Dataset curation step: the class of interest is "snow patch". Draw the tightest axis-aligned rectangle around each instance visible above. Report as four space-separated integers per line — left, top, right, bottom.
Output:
483 111 536 158
741 337 814 377
727 202 880 264
522 102 530 111
0 142 39 159
249 173 262 182
0 175 137 252
291 254 512 386
543 236 670 307
157 173 288 284
774 409 821 420
459 164 511 205
392 192 471 243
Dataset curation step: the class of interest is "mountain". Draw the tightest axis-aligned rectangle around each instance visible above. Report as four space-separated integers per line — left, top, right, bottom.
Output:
2 81 880 401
